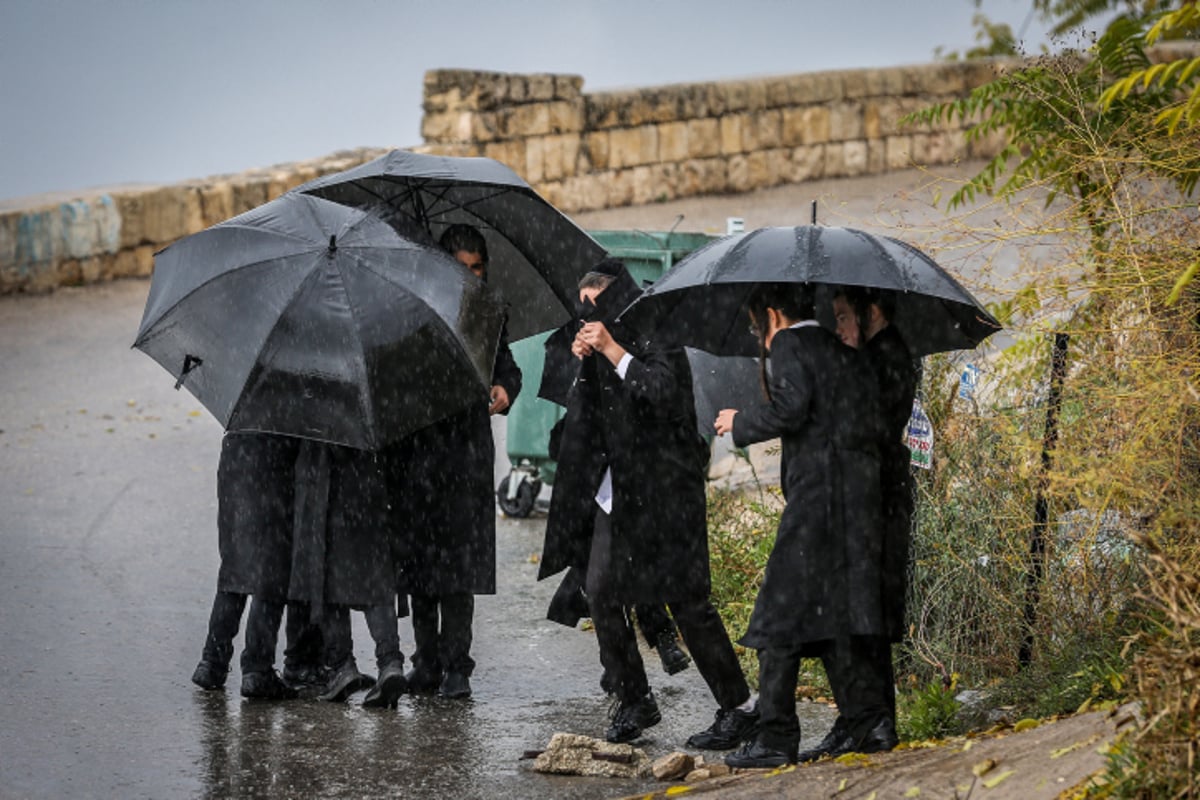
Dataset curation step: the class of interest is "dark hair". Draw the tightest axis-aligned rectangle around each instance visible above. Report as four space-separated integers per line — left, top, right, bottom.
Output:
744 283 816 401
578 272 616 292
835 286 897 342
439 223 488 263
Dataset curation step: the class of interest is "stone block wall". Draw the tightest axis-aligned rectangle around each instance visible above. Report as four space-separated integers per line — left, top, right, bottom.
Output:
0 148 388 293
415 61 1012 213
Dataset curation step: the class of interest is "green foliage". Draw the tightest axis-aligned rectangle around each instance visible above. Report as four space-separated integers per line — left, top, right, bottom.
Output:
897 677 965 742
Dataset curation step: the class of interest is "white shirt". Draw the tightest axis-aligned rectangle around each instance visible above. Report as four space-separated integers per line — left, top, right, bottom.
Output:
594 352 634 513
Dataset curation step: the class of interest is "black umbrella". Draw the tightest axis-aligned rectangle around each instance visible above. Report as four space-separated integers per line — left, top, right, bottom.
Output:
619 225 1001 357
296 149 608 341
133 193 505 450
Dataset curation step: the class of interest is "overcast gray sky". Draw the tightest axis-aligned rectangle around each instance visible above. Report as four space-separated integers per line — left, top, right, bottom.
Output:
1 0 1054 201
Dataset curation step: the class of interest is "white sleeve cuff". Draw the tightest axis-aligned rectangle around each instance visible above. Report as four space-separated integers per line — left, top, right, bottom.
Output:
615 351 634 379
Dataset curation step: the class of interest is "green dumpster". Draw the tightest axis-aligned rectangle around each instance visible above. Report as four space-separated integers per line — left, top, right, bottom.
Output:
496 229 717 517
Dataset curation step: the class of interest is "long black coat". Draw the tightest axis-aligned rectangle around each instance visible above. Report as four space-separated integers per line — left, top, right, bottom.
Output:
865 324 918 642
288 441 399 610
389 333 522 597
539 272 712 606
732 325 885 651
215 432 300 601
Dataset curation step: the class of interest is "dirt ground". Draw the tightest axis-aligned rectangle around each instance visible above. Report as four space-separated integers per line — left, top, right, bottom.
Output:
619 704 1138 800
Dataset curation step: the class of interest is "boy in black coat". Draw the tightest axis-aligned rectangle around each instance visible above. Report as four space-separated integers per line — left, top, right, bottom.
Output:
541 259 757 746
716 283 887 767
395 224 522 700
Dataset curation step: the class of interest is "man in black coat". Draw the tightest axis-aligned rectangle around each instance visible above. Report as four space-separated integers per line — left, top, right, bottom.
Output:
799 286 917 760
717 283 888 767
191 432 317 700
540 258 756 746
289 440 407 708
392 223 522 700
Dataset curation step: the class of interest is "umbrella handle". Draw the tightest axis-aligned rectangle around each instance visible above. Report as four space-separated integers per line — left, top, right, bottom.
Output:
174 354 203 390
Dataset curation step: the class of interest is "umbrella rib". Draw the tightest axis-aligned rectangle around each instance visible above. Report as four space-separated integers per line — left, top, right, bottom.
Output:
333 253 380 449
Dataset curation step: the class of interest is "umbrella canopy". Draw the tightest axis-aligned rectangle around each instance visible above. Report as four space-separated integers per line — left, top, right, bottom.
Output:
134 193 505 450
619 225 1001 357
297 149 608 341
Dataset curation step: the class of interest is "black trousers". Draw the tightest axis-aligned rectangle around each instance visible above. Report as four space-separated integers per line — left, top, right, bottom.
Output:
321 604 403 672
633 603 675 645
282 602 323 671
200 591 287 675
201 590 246 667
588 513 749 709
758 637 891 751
409 592 475 676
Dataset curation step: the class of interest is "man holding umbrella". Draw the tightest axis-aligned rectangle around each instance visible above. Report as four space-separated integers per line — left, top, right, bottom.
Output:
540 258 758 746
394 224 522 700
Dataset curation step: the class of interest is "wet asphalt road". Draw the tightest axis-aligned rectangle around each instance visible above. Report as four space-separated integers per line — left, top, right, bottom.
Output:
0 279 834 799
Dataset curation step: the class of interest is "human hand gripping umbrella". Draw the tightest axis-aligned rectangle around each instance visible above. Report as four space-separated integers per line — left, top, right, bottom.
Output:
296 149 608 341
133 193 505 450
618 225 1001 359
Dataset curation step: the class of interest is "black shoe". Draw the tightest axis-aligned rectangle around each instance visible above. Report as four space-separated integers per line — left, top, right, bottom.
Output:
191 660 228 691
687 706 760 750
606 691 662 743
725 739 797 769
241 669 299 700
282 663 330 688
319 660 375 702
854 717 899 754
438 671 472 699
655 632 692 676
362 662 408 709
404 666 442 694
797 717 855 763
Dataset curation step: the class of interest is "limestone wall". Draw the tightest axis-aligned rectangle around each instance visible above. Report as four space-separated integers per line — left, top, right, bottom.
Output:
415 61 1012 212
0 148 388 294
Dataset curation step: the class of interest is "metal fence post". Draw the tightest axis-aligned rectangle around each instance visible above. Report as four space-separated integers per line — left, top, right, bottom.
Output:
1019 332 1070 669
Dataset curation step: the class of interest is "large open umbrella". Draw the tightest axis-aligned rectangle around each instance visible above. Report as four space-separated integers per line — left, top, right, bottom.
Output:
297 149 608 341
619 225 1001 357
134 193 505 450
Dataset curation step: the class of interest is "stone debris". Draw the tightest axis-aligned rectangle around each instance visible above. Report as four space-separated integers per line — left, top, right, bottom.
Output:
530 732 651 778
651 751 694 781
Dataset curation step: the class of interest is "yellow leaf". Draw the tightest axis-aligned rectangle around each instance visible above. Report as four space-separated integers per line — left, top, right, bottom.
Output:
982 769 1015 789
1013 719 1040 733
972 758 997 777
865 793 877 800
1050 742 1084 759
188 409 202 417
835 752 872 766
837 778 847 792
665 787 693 796
904 787 921 797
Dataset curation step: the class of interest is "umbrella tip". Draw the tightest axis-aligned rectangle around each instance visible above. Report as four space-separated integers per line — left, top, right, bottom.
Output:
328 235 337 253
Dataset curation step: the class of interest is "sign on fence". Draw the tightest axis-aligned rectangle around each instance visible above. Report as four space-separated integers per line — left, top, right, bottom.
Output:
908 398 933 470
959 363 980 401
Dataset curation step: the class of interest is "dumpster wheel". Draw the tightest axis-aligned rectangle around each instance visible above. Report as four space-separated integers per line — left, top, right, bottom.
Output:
497 475 539 518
